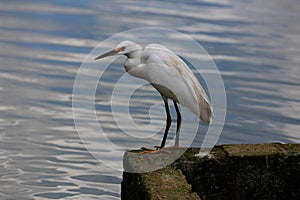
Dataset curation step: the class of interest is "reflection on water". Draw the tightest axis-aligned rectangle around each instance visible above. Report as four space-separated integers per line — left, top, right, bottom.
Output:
1 0 300 199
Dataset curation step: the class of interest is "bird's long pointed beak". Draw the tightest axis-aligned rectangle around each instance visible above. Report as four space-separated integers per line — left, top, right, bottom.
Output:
94 49 118 60
95 47 124 60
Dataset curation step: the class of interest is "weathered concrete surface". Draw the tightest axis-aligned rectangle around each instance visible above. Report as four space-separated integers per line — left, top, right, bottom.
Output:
122 166 200 200
122 143 300 200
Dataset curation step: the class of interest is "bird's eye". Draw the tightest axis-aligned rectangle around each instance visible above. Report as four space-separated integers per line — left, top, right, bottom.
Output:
120 46 126 51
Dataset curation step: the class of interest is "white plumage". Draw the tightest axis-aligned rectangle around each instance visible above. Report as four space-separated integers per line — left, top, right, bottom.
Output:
95 40 213 149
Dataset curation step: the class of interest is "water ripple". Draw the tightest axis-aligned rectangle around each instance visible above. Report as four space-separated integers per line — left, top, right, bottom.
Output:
0 0 300 199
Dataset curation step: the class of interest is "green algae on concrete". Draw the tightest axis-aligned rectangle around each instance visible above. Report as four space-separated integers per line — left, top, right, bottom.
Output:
122 166 200 200
222 143 287 156
122 143 300 200
176 143 300 200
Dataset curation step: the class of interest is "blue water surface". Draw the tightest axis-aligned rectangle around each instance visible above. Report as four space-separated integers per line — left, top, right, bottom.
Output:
1 0 300 199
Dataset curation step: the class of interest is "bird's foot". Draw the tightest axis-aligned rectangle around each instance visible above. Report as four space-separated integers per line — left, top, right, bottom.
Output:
207 153 216 160
139 146 185 155
154 146 162 150
139 147 161 154
208 153 223 165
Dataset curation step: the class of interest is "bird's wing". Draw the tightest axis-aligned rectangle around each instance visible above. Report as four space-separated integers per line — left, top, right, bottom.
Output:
142 44 213 123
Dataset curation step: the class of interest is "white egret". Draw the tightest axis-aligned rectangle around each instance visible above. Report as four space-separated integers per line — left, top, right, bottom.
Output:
95 40 213 150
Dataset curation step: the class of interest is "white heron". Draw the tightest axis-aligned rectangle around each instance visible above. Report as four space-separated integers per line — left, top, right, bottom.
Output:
95 40 213 151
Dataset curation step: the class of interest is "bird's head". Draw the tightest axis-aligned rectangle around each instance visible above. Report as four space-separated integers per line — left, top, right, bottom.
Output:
95 40 142 60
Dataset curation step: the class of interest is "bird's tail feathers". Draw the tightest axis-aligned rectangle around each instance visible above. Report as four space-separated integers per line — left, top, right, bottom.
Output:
199 99 214 124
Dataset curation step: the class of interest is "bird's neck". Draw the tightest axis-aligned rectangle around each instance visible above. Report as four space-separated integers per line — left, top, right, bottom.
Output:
124 50 143 71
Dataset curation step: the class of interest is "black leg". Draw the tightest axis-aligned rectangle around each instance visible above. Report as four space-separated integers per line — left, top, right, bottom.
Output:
173 100 182 147
160 97 172 148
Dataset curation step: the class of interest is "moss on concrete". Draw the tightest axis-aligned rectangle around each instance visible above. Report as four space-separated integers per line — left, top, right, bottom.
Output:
122 166 200 200
122 143 300 200
222 143 286 156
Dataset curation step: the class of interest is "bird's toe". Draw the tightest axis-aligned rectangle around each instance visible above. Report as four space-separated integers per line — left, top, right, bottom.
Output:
139 147 160 154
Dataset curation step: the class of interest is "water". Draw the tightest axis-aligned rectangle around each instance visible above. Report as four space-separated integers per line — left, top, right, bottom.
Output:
1 0 300 199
